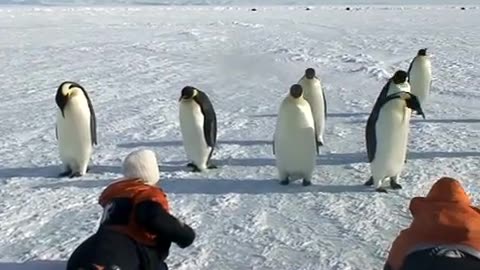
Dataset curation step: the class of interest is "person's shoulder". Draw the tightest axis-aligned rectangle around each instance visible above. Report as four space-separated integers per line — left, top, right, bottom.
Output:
136 185 169 209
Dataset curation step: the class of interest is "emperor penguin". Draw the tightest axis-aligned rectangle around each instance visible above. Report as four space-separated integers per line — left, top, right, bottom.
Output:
408 48 432 108
298 68 326 148
55 81 97 178
364 73 425 192
178 86 217 172
273 84 316 186
372 70 412 113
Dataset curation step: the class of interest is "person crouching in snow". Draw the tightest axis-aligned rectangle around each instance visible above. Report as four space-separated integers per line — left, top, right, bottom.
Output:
66 149 196 270
384 177 480 270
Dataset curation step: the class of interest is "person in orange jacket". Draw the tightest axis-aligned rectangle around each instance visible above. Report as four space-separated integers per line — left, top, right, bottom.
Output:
66 149 195 270
384 177 480 270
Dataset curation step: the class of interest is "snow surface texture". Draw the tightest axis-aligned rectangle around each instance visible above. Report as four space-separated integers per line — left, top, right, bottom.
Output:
1 5 480 270
1 0 480 6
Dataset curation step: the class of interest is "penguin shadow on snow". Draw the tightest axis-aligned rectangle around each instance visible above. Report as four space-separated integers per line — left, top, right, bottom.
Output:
31 164 185 189
410 118 480 124
0 260 65 270
0 164 123 179
250 112 369 118
0 165 60 178
117 139 272 148
348 118 480 124
161 178 369 195
0 163 183 182
202 150 480 169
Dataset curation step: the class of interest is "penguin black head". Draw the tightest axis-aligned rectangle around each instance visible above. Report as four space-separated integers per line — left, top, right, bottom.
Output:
55 81 83 117
179 86 198 101
392 70 408 84
418 48 427 56
305 68 316 79
399 92 426 119
289 84 303 99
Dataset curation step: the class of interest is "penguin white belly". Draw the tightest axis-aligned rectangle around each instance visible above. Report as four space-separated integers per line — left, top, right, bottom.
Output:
371 101 409 186
275 102 316 180
300 80 325 143
409 63 432 106
57 97 92 173
179 102 211 171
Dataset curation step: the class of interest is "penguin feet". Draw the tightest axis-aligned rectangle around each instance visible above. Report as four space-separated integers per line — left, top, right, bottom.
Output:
302 179 312 186
390 181 403 190
364 177 374 186
187 162 195 168
69 172 83 178
280 179 290 185
207 163 218 169
58 169 72 178
191 164 202 172
375 187 388 193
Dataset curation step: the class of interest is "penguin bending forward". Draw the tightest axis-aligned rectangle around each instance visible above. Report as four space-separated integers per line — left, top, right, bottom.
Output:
372 70 412 116
273 84 316 186
179 86 217 172
407 48 432 108
298 68 327 149
55 81 97 178
364 72 425 192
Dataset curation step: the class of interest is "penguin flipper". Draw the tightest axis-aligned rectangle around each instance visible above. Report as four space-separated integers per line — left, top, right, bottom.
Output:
365 112 377 163
407 57 415 81
78 85 97 146
322 87 327 120
196 91 217 148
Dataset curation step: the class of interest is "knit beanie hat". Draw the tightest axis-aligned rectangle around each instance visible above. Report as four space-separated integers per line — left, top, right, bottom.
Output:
122 149 160 186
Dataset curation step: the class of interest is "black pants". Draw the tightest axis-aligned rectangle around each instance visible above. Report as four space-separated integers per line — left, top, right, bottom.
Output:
401 248 480 270
66 227 168 270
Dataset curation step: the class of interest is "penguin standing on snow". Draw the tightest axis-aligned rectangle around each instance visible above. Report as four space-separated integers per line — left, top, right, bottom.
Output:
366 70 412 164
298 67 326 149
55 81 97 178
364 71 425 192
179 86 217 172
408 48 432 108
273 84 316 186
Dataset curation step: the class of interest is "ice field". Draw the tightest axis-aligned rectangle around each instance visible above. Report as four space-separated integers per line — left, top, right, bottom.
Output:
0 3 479 269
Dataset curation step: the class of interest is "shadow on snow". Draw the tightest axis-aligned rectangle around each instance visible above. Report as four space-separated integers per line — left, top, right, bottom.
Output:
348 118 480 124
0 164 183 179
161 178 370 195
250 112 369 118
117 140 272 148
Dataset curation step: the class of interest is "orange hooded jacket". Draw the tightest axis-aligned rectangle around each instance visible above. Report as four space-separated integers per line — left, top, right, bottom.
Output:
98 178 170 246
385 177 480 270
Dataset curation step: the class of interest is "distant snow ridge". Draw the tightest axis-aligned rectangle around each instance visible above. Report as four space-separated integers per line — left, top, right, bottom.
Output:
0 0 479 6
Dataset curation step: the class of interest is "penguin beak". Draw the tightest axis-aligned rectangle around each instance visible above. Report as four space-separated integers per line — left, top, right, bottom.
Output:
179 95 185 101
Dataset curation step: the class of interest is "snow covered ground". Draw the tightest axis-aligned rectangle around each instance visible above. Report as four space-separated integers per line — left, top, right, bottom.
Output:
0 4 479 270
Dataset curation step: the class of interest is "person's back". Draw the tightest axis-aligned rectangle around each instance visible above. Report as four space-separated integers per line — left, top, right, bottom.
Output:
67 149 195 270
384 177 480 270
